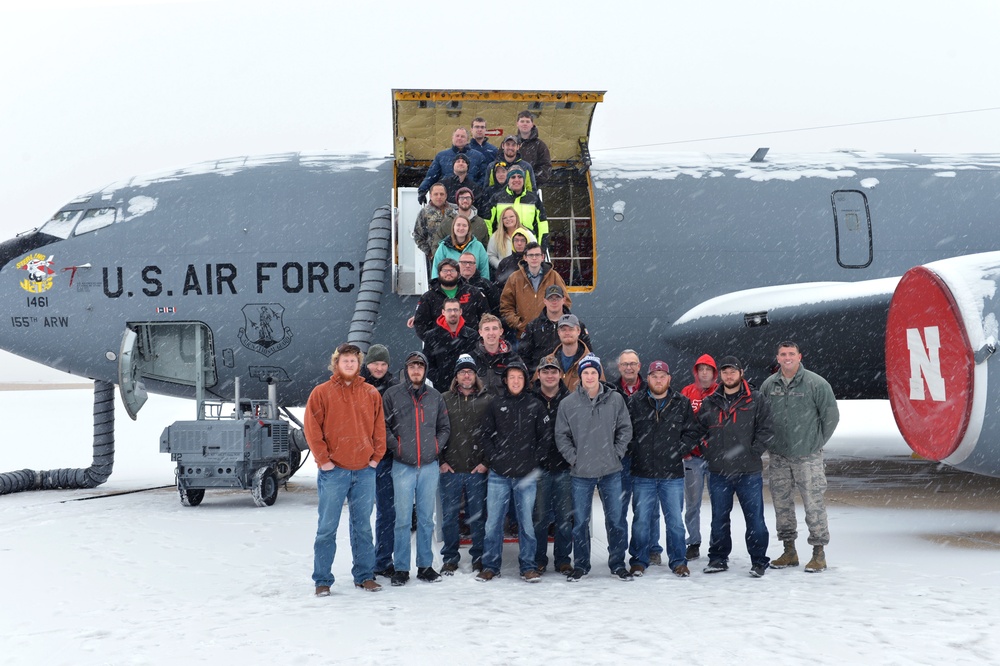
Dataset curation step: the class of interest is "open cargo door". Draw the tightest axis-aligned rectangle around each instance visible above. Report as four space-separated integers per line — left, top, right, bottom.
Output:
392 90 604 291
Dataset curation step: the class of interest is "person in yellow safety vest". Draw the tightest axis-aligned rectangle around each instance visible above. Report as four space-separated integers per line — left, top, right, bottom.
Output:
487 165 549 252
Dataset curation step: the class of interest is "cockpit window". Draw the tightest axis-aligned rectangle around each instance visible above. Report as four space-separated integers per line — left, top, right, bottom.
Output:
74 207 118 235
39 210 82 239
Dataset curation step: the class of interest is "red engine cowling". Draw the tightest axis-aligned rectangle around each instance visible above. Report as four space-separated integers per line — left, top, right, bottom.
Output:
885 253 1000 477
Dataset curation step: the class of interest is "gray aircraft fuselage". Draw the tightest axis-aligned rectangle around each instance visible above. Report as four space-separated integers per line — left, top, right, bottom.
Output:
2 151 998 408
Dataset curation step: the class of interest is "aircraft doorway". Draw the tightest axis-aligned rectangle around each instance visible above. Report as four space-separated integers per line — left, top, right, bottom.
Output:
118 322 218 419
831 190 873 268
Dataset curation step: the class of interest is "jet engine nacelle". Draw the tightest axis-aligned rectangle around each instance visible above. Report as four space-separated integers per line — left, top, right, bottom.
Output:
886 252 1000 477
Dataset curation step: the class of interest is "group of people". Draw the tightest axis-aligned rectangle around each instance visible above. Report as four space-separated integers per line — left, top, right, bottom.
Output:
306 333 840 594
411 111 552 290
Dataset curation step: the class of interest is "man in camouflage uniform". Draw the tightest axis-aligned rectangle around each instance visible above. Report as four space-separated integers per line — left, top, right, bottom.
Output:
760 341 840 572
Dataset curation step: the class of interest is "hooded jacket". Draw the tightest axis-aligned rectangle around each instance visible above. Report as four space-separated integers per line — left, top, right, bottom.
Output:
382 372 451 468
304 371 386 470
441 377 491 473
680 354 719 457
532 380 572 472
627 388 701 479
500 260 571 335
422 315 479 390
487 187 547 242
680 354 719 413
695 379 773 475
555 382 632 478
486 155 536 192
759 363 840 459
483 382 550 478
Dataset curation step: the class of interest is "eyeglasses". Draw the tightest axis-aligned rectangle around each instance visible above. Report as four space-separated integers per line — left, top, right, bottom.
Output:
525 252 543 259
458 195 473 200
619 362 640 368
458 260 477 265
509 174 524 179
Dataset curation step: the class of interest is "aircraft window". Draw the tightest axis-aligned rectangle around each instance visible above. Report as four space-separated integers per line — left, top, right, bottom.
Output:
74 207 118 236
39 210 82 239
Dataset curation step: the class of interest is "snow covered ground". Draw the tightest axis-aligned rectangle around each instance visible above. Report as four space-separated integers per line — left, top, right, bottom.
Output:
2 389 999 665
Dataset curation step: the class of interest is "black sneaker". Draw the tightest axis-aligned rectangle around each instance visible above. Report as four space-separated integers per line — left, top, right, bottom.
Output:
686 543 701 560
703 560 728 574
612 568 635 582
390 570 409 587
440 563 458 576
749 564 767 578
416 566 442 583
566 568 587 582
374 565 395 578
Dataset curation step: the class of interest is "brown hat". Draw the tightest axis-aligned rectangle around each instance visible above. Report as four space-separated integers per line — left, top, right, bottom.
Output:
537 354 561 371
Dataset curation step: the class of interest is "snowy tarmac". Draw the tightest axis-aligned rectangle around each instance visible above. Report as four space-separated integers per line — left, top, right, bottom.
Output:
1 388 999 665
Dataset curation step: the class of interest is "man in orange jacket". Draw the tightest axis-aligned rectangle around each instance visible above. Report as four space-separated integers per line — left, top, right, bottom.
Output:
307 343 387 596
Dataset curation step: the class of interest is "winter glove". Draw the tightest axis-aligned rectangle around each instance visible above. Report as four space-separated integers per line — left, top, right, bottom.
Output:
417 192 427 205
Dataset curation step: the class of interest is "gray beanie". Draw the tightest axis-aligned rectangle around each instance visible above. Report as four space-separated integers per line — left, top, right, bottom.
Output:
366 344 390 366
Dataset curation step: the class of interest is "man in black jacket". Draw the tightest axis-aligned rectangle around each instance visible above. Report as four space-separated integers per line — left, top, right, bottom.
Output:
423 298 478 390
626 361 700 578
439 354 491 574
519 285 592 373
409 259 488 340
478 359 550 583
531 354 574 574
694 356 774 578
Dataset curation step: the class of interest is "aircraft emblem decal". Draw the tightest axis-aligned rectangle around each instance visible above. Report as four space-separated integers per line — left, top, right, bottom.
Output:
907 326 946 401
17 254 56 293
238 303 293 356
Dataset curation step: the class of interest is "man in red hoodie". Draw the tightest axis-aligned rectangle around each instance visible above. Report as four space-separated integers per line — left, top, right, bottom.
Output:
679 354 718 561
307 343 387 596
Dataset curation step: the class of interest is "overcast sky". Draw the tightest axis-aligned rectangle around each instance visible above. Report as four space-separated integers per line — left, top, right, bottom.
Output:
1 0 998 382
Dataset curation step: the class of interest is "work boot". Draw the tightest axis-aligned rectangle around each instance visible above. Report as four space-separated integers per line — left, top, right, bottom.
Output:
770 540 799 568
804 545 827 572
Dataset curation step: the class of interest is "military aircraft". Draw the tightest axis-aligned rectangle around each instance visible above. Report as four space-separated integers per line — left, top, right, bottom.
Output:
2 89 1000 498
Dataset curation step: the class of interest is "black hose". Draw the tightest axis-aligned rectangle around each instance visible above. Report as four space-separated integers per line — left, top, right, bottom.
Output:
0 380 115 494
348 206 391 352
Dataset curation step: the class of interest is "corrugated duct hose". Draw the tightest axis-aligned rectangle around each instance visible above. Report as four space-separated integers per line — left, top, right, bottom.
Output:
348 206 391 353
0 379 115 495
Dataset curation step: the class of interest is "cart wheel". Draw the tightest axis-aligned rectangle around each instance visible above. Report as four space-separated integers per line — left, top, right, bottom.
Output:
252 467 278 507
179 482 205 507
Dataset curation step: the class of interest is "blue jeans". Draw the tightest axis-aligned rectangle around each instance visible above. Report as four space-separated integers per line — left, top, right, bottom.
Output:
707 471 770 568
629 476 686 570
482 471 538 575
621 456 662 555
683 455 709 546
374 454 395 571
312 465 376 587
439 470 488 565
571 474 628 574
533 469 573 570
392 462 440 571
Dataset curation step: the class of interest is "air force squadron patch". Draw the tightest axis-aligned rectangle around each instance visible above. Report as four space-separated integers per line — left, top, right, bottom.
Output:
238 303 293 356
17 254 56 293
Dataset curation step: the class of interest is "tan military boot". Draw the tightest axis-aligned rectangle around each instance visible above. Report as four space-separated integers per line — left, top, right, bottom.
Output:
769 540 799 568
805 545 827 572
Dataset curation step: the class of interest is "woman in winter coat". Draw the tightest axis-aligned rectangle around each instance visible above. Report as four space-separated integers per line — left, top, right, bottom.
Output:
487 207 536 271
431 215 489 279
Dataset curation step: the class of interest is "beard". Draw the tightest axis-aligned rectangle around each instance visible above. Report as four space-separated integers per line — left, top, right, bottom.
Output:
722 376 742 391
438 274 459 288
